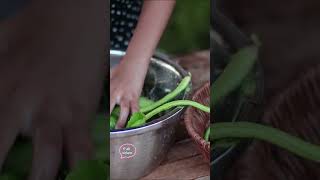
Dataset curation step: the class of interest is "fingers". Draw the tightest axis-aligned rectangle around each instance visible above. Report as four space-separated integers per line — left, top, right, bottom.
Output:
115 99 130 129
110 67 141 128
109 96 116 115
64 123 93 169
130 99 139 113
115 96 140 129
29 122 62 180
109 85 118 114
110 78 118 114
110 67 115 78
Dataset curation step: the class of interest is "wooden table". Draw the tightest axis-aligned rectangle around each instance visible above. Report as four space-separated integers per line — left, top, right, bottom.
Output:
141 139 210 180
141 50 210 180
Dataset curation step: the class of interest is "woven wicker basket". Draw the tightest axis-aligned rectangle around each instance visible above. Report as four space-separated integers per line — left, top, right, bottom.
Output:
184 82 210 162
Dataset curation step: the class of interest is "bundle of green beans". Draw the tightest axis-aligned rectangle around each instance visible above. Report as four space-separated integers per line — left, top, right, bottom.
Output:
210 122 320 162
211 45 320 162
109 97 155 129
110 75 210 130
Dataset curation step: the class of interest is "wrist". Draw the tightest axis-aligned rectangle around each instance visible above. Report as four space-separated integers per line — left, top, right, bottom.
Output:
122 50 153 65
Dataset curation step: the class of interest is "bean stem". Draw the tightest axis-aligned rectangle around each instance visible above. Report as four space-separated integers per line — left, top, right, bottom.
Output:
211 46 258 107
140 75 191 113
210 122 320 162
130 100 210 127
204 128 210 141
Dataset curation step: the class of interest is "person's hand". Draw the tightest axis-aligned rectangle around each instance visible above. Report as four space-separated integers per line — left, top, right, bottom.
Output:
0 54 102 180
110 56 149 129
0 41 100 180
109 0 175 129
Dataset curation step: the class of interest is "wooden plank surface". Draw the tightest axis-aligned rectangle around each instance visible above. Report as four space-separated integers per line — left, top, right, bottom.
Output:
195 176 210 180
141 139 210 180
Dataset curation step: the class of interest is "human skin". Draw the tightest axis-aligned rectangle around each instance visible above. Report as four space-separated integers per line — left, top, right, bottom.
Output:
110 0 176 129
0 0 107 179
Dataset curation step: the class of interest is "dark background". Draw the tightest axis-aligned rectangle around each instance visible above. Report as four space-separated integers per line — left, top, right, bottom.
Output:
215 1 320 180
219 0 320 103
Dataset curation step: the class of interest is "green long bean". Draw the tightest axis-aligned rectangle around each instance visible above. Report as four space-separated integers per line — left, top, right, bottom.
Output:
210 122 320 162
109 97 154 130
211 45 258 106
204 128 210 141
140 75 191 113
113 75 191 129
128 100 210 128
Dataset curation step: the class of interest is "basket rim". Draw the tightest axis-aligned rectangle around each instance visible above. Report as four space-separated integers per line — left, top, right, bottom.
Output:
184 82 210 161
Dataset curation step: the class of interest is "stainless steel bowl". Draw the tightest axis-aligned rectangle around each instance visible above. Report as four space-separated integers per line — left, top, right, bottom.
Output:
110 50 190 180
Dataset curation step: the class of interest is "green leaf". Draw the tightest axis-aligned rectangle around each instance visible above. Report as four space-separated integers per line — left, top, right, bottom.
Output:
109 115 117 130
109 97 154 130
138 97 154 108
111 106 120 117
66 160 108 180
126 112 145 128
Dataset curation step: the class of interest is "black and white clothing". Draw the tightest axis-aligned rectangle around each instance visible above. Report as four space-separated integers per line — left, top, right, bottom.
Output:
110 0 143 50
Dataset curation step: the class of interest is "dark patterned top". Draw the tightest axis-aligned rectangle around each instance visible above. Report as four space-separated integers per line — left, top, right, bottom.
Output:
111 0 143 50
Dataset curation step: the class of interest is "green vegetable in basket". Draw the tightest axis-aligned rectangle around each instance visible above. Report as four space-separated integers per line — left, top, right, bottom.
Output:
210 122 320 162
211 45 258 106
204 128 210 142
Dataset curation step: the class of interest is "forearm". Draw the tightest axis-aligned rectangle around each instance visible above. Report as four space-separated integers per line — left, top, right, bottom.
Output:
124 0 175 65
